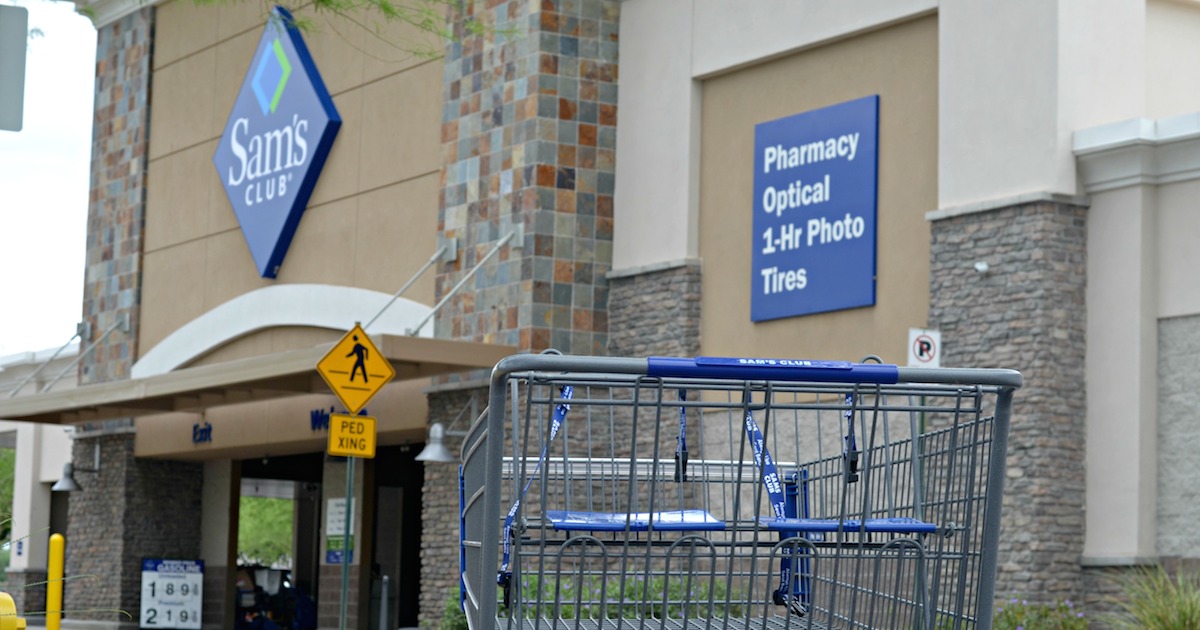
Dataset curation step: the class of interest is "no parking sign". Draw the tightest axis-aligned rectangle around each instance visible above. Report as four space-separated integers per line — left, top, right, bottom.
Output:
907 328 941 368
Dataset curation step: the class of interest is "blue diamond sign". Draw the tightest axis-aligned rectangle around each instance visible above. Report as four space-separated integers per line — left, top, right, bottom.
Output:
213 6 340 278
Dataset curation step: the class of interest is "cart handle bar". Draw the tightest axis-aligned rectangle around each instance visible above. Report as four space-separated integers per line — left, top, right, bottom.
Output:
490 354 1022 389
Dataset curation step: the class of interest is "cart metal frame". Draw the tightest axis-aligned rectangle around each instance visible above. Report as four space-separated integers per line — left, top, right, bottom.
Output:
460 355 1021 630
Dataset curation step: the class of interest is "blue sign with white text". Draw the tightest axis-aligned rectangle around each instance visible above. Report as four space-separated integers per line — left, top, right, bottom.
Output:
751 96 879 321
213 6 341 279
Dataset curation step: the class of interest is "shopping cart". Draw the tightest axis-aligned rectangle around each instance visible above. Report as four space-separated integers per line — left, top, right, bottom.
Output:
459 354 1021 630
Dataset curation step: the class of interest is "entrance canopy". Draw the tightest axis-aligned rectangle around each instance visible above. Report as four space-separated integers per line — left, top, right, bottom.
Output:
0 335 515 425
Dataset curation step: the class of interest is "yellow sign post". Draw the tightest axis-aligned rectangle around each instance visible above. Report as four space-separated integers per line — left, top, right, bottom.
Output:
328 414 376 459
317 324 395 414
47 533 63 630
318 328 388 630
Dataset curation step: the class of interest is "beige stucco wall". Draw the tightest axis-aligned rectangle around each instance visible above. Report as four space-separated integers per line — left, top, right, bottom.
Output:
1074 115 1200 563
1157 178 1200 318
612 0 936 274
697 15 937 364
142 1 443 364
1147 0 1200 120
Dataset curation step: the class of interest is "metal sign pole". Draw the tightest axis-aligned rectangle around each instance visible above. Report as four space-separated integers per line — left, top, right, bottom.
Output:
339 456 355 630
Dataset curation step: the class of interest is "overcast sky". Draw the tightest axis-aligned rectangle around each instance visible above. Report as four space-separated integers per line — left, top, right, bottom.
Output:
0 0 95 358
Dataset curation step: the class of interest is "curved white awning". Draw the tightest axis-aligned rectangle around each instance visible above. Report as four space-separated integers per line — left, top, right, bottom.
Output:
132 284 434 378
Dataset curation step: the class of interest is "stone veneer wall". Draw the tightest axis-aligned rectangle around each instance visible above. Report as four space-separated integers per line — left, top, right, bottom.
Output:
424 0 621 622
1156 314 1200 560
420 389 481 627
316 457 373 630
607 263 702 358
201 566 229 628
435 0 620 355
422 261 702 624
65 7 158 626
79 7 151 386
7 570 47 619
65 434 203 619
606 263 703 564
928 199 1088 605
419 265 701 625
1082 558 1200 620
66 6 210 626
316 565 363 630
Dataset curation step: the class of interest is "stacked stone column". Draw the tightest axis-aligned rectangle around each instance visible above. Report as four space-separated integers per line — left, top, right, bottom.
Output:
434 0 620 355
6 570 47 623
423 0 622 624
928 198 1088 604
64 7 207 628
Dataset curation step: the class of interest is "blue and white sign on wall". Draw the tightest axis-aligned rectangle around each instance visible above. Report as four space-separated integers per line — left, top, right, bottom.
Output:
140 559 203 629
751 95 879 321
213 6 341 279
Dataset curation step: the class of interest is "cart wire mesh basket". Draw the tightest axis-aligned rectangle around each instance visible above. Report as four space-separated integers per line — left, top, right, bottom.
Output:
459 354 1022 630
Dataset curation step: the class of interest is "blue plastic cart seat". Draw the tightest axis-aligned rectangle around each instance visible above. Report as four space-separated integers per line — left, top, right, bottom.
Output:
760 516 937 534
545 509 726 532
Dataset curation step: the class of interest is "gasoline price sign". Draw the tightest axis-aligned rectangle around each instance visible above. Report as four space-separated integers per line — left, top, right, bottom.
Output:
140 559 203 629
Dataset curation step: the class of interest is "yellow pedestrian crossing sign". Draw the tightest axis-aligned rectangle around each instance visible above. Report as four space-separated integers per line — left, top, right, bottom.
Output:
328 414 376 458
317 324 395 414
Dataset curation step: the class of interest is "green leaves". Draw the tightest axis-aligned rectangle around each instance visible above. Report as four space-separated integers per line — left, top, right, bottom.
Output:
510 574 746 621
1104 566 1200 630
0 448 14 543
237 496 293 567
440 589 468 630
185 0 509 60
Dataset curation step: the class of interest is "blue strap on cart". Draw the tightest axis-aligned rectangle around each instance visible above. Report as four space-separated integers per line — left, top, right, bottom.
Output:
740 408 802 612
497 385 574 606
844 392 860 483
782 472 811 614
743 410 788 518
675 389 688 482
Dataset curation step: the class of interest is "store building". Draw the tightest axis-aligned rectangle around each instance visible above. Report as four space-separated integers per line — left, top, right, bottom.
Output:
2 0 1200 628
1 345 76 618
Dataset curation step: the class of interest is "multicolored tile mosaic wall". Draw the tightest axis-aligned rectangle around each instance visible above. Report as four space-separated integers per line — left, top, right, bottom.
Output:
436 0 619 355
80 9 152 385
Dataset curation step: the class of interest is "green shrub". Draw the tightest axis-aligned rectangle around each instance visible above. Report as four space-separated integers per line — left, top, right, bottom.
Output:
1103 566 1200 630
510 574 745 620
992 597 1087 630
440 588 468 630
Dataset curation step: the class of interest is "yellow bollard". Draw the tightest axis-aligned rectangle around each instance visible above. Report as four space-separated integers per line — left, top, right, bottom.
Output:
47 534 64 630
0 591 27 630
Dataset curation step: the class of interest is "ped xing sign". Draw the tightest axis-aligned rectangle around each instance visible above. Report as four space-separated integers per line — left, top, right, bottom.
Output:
316 324 395 414
751 95 879 321
213 6 341 278
328 414 376 458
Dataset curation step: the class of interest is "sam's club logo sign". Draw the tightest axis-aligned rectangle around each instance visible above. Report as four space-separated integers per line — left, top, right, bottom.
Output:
213 6 340 278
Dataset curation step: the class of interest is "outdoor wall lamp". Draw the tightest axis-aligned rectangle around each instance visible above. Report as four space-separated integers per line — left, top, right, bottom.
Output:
414 422 457 463
51 441 100 493
415 395 478 463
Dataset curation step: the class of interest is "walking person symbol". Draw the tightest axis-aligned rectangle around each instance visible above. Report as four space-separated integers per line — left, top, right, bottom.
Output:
347 335 369 383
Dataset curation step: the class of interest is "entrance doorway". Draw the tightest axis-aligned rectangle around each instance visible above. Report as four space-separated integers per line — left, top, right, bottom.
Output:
371 445 424 630
238 453 324 630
